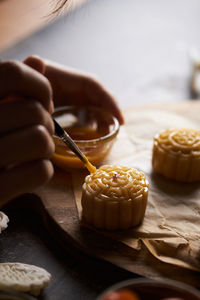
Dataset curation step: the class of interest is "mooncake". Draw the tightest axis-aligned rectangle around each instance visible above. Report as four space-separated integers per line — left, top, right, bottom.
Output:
152 128 200 182
81 165 149 230
0 212 9 233
0 263 51 296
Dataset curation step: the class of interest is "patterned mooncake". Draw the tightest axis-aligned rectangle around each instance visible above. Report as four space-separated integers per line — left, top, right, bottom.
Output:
81 165 149 230
152 128 200 182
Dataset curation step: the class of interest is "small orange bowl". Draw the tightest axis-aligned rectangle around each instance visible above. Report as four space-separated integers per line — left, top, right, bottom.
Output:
97 278 200 300
52 106 120 171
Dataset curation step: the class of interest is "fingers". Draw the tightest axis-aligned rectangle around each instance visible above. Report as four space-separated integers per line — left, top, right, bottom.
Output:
44 61 124 125
23 55 46 75
0 58 55 207
0 99 54 135
0 125 55 169
23 56 54 114
84 77 124 125
0 60 52 113
0 159 54 207
23 57 124 124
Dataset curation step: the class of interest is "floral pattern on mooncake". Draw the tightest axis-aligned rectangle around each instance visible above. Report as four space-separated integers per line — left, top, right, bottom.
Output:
152 128 200 182
81 165 149 230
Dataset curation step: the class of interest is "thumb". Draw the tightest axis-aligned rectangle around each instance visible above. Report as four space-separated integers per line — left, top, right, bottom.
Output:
23 55 46 75
23 55 54 114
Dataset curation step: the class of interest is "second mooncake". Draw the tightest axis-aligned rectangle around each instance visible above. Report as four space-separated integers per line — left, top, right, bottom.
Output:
152 128 200 182
81 165 149 230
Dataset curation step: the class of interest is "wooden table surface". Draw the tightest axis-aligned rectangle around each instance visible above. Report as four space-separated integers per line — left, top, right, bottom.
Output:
0 0 200 299
1 207 137 300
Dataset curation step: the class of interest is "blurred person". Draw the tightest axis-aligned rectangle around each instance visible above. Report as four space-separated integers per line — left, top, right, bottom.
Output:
0 0 124 207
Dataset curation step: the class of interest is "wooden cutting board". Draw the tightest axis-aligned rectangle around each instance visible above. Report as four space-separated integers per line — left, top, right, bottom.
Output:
13 102 200 288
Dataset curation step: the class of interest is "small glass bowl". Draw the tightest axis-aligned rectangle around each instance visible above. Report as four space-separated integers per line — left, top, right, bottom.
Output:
96 278 200 300
52 106 120 171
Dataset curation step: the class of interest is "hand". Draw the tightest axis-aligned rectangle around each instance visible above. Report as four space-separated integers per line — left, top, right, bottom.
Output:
0 60 55 207
24 56 124 125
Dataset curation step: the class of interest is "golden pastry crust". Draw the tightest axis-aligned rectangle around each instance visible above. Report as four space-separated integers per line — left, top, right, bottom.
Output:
81 165 149 230
152 128 200 182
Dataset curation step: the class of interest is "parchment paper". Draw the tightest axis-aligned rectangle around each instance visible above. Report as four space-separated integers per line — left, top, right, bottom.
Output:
72 107 200 272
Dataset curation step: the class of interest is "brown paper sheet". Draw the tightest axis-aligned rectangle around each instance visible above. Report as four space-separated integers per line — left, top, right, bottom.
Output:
72 109 200 272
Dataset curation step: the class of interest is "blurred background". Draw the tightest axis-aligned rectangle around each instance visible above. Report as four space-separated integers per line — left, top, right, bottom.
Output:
1 0 200 107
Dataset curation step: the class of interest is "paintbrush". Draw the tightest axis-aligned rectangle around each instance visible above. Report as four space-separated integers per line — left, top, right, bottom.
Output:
53 119 96 173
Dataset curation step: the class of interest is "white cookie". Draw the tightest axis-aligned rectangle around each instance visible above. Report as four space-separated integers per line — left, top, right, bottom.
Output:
0 212 9 233
0 263 51 296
